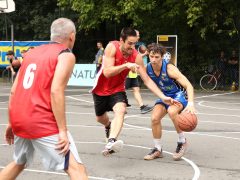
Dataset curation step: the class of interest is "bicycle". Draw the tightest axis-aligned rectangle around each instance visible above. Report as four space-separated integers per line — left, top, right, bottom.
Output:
199 66 221 91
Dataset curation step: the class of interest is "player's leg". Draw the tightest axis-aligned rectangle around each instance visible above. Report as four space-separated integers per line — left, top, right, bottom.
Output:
65 152 88 180
167 104 183 133
144 103 167 160
0 136 34 179
102 92 127 156
167 93 188 160
96 113 111 140
0 162 25 180
93 93 111 139
110 102 126 139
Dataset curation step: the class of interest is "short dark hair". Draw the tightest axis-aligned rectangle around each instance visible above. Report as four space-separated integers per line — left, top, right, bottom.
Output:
147 43 166 56
120 27 137 42
6 50 14 55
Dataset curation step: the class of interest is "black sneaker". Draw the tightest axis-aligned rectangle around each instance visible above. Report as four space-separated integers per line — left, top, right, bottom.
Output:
140 105 154 114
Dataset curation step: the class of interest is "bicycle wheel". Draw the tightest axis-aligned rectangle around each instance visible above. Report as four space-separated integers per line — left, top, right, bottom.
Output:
200 74 217 91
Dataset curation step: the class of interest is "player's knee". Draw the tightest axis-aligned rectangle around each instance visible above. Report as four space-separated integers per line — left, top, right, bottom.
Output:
114 107 126 115
96 115 107 124
168 109 178 119
151 116 160 125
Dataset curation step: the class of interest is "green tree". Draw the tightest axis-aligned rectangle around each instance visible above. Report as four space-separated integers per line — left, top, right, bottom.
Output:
57 0 157 30
184 0 240 38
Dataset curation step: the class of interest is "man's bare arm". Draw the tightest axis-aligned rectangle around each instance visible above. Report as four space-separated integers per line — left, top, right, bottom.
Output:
103 43 138 78
167 64 194 103
51 52 75 132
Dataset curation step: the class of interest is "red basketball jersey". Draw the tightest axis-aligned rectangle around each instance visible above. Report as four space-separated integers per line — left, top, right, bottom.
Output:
92 41 138 95
9 43 68 139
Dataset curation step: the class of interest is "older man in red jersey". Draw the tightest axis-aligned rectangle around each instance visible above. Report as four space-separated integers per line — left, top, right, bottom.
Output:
0 18 88 180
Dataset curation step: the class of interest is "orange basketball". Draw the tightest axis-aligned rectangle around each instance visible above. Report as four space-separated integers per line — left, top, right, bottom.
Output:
177 112 198 132
12 59 21 67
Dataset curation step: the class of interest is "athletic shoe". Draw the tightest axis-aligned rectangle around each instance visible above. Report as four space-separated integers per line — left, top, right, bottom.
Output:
140 105 154 114
172 140 187 161
102 140 124 157
144 147 163 160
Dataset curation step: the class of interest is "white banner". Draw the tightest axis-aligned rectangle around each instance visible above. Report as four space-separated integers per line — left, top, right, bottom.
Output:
68 64 96 87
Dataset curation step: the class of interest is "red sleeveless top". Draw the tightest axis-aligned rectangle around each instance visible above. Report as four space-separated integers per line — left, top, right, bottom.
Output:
92 41 138 95
10 43 68 139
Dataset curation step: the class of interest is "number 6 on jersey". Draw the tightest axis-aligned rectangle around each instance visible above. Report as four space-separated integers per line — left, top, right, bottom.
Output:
23 64 37 89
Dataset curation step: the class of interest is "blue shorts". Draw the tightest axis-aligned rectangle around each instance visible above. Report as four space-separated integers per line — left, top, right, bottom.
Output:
155 91 188 110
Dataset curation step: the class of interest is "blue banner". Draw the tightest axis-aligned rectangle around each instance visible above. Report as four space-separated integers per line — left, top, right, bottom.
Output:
0 41 49 68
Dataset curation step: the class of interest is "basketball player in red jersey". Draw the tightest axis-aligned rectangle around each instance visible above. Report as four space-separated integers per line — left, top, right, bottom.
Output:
0 18 88 180
91 27 180 156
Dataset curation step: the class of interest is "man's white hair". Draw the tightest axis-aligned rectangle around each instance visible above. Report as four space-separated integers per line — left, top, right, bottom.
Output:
50 18 76 41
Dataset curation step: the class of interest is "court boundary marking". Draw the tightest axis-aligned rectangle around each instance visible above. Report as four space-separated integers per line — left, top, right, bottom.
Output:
0 91 239 180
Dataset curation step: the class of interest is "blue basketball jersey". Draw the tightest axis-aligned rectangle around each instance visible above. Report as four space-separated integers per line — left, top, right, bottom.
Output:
146 59 186 97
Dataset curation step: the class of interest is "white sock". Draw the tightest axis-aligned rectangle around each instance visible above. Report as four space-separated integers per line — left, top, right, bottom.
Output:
153 139 162 151
178 132 186 143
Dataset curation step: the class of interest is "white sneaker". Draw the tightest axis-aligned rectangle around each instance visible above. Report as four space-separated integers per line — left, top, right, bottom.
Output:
102 140 124 156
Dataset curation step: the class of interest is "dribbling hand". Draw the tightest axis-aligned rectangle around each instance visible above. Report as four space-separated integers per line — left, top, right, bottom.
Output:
162 96 181 106
184 103 196 114
126 63 139 73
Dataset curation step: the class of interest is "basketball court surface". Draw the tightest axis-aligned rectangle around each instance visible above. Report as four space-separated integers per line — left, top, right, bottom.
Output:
0 82 240 180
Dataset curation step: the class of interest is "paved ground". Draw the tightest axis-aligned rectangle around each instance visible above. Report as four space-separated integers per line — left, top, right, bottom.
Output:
0 82 240 180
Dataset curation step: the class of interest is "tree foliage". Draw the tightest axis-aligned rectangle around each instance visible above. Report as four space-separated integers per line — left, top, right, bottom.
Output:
57 0 157 30
0 0 239 86
184 0 240 38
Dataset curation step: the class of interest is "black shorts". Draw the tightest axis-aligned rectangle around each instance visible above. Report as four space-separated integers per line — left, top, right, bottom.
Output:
92 92 129 116
125 77 140 89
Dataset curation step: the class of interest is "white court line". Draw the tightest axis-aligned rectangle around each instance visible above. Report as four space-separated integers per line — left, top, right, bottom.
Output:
196 100 240 105
123 121 240 141
198 101 240 111
74 141 200 180
0 101 8 103
197 112 240 118
0 141 199 180
0 92 238 180
195 92 236 99
0 123 145 131
0 94 10 96
200 120 240 126
66 93 92 96
0 166 113 180
66 96 94 104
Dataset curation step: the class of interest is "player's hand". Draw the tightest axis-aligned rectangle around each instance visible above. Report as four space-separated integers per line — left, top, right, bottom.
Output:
5 124 14 145
162 96 181 106
56 130 70 155
184 102 196 114
126 63 139 73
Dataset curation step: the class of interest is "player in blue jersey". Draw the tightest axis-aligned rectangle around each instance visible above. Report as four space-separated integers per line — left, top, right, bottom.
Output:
144 43 196 161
